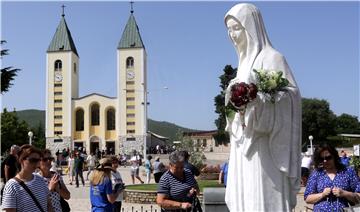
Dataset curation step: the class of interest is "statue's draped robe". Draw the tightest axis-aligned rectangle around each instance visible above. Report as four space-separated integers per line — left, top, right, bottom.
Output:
224 4 302 212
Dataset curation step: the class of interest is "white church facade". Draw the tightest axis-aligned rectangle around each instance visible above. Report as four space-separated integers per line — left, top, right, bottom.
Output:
45 9 148 155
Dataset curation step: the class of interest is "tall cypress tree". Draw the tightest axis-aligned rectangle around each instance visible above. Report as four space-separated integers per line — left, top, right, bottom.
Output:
214 65 237 145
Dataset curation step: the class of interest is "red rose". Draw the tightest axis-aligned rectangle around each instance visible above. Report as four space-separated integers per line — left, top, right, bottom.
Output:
248 83 258 100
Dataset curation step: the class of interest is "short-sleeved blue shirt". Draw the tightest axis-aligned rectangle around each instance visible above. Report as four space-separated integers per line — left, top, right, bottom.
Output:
221 162 229 187
304 167 360 212
90 177 113 212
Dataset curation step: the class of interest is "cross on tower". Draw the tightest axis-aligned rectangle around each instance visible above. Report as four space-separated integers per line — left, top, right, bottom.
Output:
61 4 66 17
130 1 134 14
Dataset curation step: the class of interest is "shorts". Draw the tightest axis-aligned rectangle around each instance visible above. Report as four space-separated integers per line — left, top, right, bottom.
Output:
131 167 139 177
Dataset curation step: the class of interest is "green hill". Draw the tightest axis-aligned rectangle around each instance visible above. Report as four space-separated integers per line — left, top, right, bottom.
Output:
16 109 197 141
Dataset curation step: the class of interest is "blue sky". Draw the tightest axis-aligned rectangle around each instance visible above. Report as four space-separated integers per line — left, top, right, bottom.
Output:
1 1 359 130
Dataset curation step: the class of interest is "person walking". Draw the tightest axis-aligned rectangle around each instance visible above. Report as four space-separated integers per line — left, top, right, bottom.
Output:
2 144 52 212
301 152 312 186
144 155 153 184
111 157 125 212
179 151 200 177
87 152 96 180
90 157 122 212
38 149 71 212
340 150 351 167
1 145 20 203
130 151 144 184
153 156 166 183
67 152 75 185
218 160 229 187
74 152 85 187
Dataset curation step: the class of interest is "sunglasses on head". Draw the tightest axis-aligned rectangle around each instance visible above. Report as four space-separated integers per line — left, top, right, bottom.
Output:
26 158 41 163
42 157 54 162
323 155 333 161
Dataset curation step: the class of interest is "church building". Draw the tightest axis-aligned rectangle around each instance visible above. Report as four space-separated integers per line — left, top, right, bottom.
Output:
45 7 147 155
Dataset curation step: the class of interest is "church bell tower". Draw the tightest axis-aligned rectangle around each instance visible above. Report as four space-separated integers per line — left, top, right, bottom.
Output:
117 7 147 154
46 7 79 153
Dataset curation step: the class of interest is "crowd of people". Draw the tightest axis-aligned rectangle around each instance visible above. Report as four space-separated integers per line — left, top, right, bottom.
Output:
0 144 128 212
0 143 207 211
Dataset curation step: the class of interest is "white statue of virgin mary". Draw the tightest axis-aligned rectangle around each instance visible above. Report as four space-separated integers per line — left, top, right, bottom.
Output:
224 3 302 211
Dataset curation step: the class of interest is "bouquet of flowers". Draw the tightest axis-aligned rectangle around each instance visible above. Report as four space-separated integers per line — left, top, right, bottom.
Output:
226 82 258 129
253 69 289 103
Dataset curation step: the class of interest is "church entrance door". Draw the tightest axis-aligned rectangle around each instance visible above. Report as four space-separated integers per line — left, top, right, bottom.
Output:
90 142 99 155
106 141 115 155
90 136 100 155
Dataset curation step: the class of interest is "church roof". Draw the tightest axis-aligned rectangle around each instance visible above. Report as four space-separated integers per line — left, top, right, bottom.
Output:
47 16 78 56
118 14 145 49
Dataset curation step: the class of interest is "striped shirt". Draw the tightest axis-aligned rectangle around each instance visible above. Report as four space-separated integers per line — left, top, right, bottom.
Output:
37 173 64 212
157 169 198 204
2 174 49 212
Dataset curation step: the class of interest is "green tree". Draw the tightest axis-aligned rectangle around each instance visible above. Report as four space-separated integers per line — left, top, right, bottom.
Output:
1 108 30 153
31 121 46 149
335 113 360 134
214 65 237 145
302 98 337 148
1 40 20 93
176 130 206 170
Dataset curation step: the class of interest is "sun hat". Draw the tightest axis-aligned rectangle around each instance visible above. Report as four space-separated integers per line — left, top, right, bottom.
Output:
97 157 113 170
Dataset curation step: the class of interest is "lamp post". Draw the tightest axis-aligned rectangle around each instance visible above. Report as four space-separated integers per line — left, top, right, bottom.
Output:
28 131 34 145
308 135 314 155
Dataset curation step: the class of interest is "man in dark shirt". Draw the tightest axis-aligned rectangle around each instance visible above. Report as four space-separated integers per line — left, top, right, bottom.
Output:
179 151 200 177
74 152 85 187
1 145 20 202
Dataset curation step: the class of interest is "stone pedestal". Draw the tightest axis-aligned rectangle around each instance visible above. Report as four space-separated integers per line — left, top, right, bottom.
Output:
203 188 229 212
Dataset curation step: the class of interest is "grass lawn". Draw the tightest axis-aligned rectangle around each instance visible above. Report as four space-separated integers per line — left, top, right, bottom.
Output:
125 180 224 192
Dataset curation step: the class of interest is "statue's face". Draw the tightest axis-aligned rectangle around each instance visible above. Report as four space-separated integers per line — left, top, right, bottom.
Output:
226 17 246 48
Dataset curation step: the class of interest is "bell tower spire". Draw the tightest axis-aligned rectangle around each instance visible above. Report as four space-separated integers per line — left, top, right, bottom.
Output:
61 4 66 17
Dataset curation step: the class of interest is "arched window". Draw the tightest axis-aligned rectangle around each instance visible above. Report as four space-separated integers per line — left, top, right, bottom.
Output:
126 57 134 68
55 60 62 71
75 109 84 131
106 108 115 130
91 104 100 126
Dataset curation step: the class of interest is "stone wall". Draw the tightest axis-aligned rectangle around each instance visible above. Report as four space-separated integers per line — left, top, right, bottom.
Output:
46 137 72 155
124 189 157 204
124 189 203 204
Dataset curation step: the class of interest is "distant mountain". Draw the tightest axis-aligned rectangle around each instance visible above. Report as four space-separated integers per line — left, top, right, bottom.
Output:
16 109 197 142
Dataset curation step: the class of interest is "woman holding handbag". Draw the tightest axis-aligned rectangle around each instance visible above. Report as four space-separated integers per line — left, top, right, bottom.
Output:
38 149 71 212
2 144 53 212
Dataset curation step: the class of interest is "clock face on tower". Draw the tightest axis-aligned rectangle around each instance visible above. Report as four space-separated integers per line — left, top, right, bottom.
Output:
127 71 135 80
54 72 63 82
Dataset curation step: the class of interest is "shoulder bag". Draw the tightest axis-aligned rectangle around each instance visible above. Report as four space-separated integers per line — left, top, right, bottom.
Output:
58 181 71 212
14 177 46 212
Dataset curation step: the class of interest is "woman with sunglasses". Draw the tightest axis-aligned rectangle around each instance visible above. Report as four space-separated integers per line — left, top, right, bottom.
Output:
2 144 53 212
305 144 360 211
38 149 71 212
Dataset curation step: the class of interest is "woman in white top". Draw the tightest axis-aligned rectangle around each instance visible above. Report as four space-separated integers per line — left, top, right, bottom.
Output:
130 151 144 184
38 149 70 212
111 156 125 212
67 152 75 185
2 144 52 212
